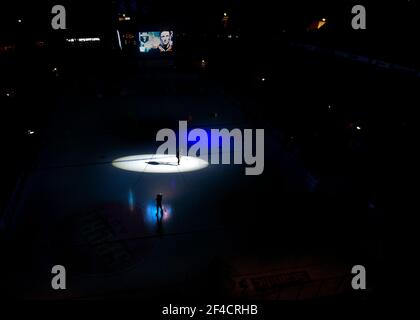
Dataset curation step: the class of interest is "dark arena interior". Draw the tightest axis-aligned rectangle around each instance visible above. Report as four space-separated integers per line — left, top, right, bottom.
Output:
0 0 411 312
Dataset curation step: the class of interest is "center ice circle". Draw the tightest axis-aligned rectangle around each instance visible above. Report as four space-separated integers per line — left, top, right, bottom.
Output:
112 154 209 173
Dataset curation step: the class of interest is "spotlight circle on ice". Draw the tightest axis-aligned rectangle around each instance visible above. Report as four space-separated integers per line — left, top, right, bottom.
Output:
112 154 208 173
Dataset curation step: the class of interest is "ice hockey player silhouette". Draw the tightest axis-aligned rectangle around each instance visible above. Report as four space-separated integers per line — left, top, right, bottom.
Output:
156 193 164 219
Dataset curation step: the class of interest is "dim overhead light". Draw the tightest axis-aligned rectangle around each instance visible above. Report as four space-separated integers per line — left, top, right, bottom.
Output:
322 18 326 22
356 126 361 130
224 12 227 17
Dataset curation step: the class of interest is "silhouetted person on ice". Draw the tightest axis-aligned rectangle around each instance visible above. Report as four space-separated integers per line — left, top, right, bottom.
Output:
156 193 164 219
176 148 181 165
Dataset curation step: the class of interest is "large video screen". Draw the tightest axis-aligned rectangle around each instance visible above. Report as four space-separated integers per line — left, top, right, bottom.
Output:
139 31 174 53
